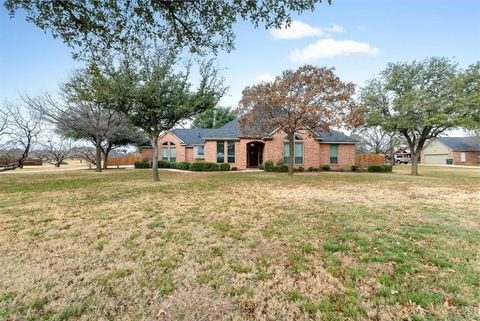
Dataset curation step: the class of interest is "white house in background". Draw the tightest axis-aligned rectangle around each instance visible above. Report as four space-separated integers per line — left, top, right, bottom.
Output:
421 136 480 165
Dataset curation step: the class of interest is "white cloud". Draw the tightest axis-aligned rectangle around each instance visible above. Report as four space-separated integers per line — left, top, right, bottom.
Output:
270 20 344 40
255 73 276 83
288 38 379 63
324 24 345 33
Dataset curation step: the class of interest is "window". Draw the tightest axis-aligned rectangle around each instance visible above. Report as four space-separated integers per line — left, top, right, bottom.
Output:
330 144 338 164
161 146 168 161
284 142 304 164
460 152 466 162
295 142 303 164
195 145 205 159
216 141 224 163
227 141 235 163
169 146 176 162
284 134 303 141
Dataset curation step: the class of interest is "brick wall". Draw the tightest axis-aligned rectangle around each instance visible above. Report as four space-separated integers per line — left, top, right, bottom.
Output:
452 151 480 164
145 129 357 170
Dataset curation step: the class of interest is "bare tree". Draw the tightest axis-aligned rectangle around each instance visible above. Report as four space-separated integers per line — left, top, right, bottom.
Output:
39 136 73 167
0 108 8 139
2 101 42 169
351 126 403 165
72 146 97 168
24 93 134 172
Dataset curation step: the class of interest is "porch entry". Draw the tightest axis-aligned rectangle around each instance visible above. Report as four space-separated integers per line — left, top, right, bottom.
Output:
247 142 264 167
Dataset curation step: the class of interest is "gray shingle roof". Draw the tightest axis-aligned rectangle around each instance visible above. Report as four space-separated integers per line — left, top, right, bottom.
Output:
169 118 356 145
437 136 480 151
315 130 358 143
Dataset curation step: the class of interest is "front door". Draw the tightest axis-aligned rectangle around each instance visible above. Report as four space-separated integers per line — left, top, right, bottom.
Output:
248 146 259 167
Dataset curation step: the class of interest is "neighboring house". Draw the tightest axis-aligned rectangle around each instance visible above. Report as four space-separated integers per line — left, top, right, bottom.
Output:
140 118 357 170
421 136 480 165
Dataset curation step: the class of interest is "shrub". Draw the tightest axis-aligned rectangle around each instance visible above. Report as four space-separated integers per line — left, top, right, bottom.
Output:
351 165 359 172
368 165 393 172
264 160 275 172
307 167 315 172
189 162 219 171
275 164 289 172
219 163 230 171
383 164 393 172
134 159 150 169
321 165 331 171
298 167 305 172
176 162 191 170
231 167 238 171
276 159 285 166
158 160 171 168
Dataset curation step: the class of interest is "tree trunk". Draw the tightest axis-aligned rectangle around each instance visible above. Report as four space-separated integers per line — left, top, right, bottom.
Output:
151 136 160 181
95 139 102 172
389 150 395 166
411 150 419 175
102 147 112 170
55 163 60 167
288 137 294 176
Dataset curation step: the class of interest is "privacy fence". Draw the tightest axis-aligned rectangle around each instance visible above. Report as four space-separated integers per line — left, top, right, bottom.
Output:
355 154 385 168
106 155 144 167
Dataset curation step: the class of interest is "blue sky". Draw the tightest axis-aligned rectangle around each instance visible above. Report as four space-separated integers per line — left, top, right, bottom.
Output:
1 0 479 112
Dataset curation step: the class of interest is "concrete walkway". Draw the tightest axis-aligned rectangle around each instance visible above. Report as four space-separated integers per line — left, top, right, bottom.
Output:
419 164 480 169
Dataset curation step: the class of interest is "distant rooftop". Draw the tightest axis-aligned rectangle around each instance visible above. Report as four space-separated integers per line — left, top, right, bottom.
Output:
437 136 480 151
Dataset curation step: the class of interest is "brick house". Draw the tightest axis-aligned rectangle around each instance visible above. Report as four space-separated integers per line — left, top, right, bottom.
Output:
421 136 480 165
140 118 357 170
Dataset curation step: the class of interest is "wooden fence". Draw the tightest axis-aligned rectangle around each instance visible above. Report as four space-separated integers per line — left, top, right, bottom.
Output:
106 155 145 166
355 154 385 168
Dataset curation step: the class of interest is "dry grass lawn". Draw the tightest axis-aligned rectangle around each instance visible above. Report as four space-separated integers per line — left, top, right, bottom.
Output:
0 165 479 320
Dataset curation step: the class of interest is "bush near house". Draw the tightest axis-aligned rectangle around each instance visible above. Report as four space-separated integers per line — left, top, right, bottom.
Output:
134 159 150 169
231 167 238 171
158 160 172 168
368 164 393 172
264 161 275 172
176 162 191 170
351 165 359 172
189 162 219 171
219 163 231 171
321 165 331 171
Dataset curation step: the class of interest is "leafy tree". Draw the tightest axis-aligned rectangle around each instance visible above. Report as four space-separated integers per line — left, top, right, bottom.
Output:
103 51 226 181
192 106 236 128
361 57 479 175
455 62 480 133
5 0 329 60
238 65 364 176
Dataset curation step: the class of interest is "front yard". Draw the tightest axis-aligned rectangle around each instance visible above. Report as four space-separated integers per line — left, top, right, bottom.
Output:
0 166 478 320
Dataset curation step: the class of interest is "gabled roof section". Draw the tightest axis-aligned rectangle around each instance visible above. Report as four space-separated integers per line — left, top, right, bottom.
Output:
170 128 218 145
167 118 357 145
437 136 480 151
315 130 358 143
